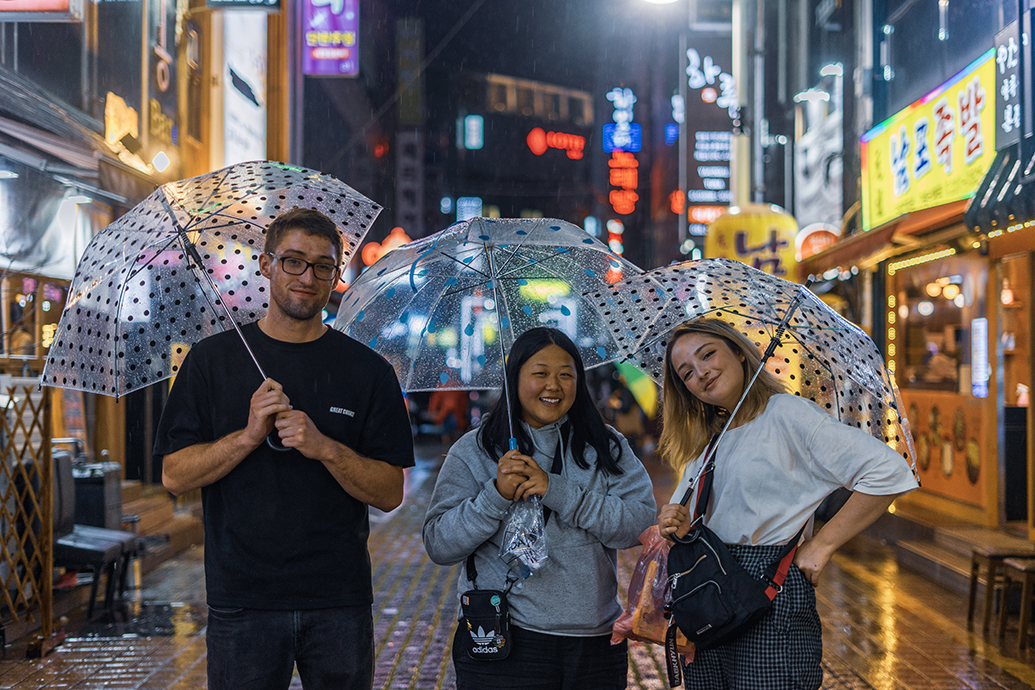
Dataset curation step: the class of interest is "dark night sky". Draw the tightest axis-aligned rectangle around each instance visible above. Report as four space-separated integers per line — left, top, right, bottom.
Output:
403 0 680 92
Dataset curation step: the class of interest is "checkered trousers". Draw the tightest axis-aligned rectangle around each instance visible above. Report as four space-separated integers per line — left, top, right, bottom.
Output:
682 542 823 690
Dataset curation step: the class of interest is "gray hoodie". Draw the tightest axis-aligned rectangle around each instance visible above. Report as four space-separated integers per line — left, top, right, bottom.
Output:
422 417 656 636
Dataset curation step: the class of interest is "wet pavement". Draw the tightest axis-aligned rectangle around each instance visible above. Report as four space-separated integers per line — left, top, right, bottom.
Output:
1 443 1034 688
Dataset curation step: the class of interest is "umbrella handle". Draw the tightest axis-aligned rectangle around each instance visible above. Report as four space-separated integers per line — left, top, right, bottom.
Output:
266 432 291 452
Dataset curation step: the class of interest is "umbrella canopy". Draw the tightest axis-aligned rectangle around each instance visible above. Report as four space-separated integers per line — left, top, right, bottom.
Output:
333 217 642 392
43 160 382 398
591 258 917 467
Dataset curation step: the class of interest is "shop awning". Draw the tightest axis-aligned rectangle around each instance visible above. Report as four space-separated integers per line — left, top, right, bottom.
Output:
964 144 1030 232
800 199 970 276
799 223 897 277
0 116 99 172
0 63 108 155
0 62 154 206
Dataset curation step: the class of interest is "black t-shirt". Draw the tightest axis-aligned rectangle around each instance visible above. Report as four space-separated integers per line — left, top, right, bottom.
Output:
153 322 415 609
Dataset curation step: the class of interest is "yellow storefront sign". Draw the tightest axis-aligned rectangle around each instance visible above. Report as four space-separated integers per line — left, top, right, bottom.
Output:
704 203 799 282
861 50 997 232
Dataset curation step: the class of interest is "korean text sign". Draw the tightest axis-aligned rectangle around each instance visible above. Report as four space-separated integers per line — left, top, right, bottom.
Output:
302 0 359 77
703 204 799 282
861 50 997 232
995 22 1022 149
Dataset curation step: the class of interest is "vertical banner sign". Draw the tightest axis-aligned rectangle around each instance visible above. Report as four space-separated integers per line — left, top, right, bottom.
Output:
861 51 997 232
995 22 1021 149
149 0 178 148
396 18 424 127
395 18 424 235
683 31 735 235
223 12 267 166
302 0 359 77
604 87 640 216
394 131 425 236
1024 11 1034 138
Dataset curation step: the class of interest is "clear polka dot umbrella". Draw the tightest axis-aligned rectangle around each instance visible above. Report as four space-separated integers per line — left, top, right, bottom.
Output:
334 217 642 398
589 258 917 470
43 160 382 398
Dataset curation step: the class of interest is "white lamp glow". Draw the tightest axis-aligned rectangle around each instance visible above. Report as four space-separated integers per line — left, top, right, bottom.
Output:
152 151 171 172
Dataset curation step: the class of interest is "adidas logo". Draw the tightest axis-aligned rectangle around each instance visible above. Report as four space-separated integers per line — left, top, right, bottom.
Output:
469 626 506 653
470 626 496 646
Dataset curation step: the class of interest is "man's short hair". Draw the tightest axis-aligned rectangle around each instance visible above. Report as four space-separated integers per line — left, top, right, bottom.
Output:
264 208 344 266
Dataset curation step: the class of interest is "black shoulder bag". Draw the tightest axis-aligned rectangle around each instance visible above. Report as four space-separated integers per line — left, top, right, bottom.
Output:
459 553 515 660
664 436 805 673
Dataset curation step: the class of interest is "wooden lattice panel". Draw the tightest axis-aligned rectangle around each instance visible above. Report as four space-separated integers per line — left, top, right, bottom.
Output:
0 377 52 636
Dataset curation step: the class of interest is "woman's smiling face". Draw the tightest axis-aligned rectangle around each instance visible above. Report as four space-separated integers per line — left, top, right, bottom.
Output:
669 332 747 412
518 344 577 429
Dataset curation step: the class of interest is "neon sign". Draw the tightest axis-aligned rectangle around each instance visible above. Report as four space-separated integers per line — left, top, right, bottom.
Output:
361 226 411 266
526 127 585 159
603 87 642 152
686 48 737 118
688 206 725 224
608 151 639 215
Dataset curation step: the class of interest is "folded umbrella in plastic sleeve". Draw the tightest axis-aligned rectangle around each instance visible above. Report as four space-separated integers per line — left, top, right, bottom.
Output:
499 498 548 571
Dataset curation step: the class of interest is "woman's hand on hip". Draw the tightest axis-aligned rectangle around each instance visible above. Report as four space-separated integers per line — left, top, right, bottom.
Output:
793 538 834 586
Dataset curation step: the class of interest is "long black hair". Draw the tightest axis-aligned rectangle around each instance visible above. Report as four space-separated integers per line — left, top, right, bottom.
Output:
478 327 625 475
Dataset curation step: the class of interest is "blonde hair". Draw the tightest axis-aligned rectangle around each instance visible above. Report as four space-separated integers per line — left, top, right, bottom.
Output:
658 318 788 476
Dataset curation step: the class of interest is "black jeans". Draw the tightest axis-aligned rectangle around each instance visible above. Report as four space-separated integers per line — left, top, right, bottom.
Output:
206 604 373 690
452 623 628 690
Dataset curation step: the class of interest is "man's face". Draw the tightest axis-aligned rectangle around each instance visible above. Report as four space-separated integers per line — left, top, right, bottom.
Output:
260 229 339 322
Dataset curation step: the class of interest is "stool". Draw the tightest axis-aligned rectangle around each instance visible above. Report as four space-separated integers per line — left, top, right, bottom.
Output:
968 545 1035 632
997 558 1035 650
54 525 142 619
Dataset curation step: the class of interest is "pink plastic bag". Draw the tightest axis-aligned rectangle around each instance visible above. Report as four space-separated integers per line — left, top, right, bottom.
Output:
612 525 695 658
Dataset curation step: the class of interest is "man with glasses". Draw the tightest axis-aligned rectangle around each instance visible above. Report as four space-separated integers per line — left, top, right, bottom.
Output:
155 208 414 690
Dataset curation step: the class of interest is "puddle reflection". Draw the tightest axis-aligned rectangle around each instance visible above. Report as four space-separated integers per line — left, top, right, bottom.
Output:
70 602 206 639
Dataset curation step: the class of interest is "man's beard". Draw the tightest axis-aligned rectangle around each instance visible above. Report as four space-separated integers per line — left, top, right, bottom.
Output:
273 290 325 321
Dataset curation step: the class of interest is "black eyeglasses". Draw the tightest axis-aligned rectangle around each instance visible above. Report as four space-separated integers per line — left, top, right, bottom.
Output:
266 253 339 281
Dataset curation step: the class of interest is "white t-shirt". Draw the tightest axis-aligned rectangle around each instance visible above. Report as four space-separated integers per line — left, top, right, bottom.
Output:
669 394 919 546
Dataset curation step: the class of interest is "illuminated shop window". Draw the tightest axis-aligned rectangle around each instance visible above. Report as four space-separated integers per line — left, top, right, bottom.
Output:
890 252 986 395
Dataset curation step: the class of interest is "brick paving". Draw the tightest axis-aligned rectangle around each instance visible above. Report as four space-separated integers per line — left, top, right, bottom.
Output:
0 446 1032 688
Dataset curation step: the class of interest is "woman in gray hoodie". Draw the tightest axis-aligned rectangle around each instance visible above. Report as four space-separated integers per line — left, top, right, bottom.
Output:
423 327 656 690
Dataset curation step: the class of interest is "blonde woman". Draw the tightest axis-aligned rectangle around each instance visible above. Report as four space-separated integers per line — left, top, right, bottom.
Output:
656 318 917 690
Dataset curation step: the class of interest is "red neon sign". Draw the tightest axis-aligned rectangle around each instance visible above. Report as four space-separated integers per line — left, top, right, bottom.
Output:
527 127 586 159
608 151 639 215
361 226 412 267
669 190 685 215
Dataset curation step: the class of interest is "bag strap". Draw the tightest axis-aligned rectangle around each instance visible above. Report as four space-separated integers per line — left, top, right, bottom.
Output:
679 434 720 511
677 433 807 598
759 523 807 600
465 552 520 594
